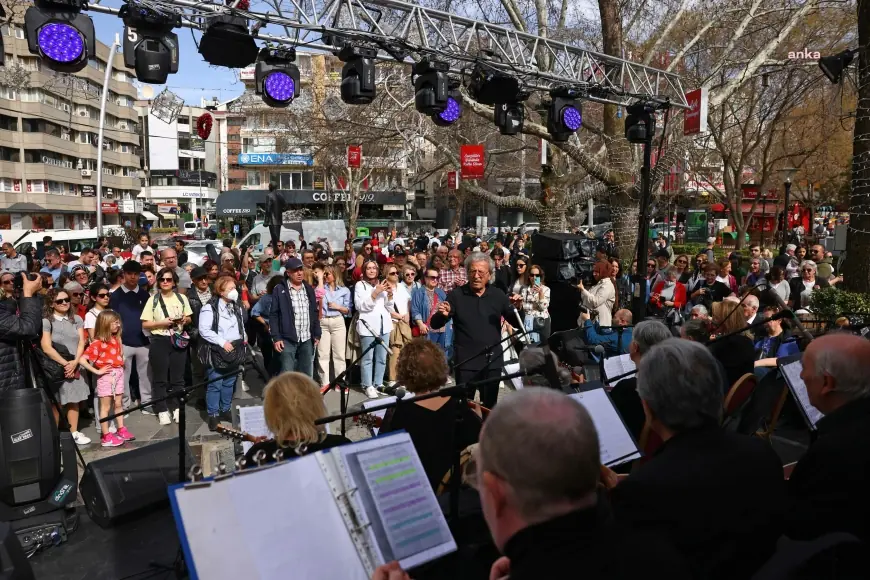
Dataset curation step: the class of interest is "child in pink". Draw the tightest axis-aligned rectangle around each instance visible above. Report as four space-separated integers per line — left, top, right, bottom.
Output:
80 310 134 447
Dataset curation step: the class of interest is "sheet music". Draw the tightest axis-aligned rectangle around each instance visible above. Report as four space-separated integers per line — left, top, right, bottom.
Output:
570 390 641 466
504 362 524 390
780 359 825 429
362 396 397 436
339 434 456 571
237 405 273 453
171 458 369 580
603 354 636 386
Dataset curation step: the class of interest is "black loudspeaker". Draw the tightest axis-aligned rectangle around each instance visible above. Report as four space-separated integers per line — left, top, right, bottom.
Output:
549 281 583 333
79 439 193 528
532 232 596 261
0 389 60 508
0 521 34 580
537 257 596 285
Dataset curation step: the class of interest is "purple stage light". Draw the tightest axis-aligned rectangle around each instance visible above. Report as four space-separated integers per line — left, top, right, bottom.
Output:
264 72 295 103
562 106 582 131
438 96 461 124
37 22 84 64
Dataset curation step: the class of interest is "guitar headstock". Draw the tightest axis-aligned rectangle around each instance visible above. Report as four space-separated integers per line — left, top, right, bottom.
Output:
215 424 266 444
352 413 383 428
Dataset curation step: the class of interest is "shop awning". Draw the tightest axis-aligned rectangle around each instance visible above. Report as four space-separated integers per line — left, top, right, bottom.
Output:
142 211 159 221
159 213 178 220
710 203 726 212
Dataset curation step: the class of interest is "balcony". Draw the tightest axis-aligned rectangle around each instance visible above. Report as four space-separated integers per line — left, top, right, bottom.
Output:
0 161 20 179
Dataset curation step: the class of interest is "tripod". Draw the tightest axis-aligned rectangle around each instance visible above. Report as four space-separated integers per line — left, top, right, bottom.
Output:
323 333 383 438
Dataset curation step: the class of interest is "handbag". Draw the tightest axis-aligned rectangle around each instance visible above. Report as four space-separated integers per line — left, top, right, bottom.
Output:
156 293 191 350
33 319 75 388
197 298 246 371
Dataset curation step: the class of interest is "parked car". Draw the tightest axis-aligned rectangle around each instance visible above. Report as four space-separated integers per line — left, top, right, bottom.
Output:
518 222 540 233
649 222 676 242
184 240 223 265
182 221 200 235
352 236 373 252
193 225 218 240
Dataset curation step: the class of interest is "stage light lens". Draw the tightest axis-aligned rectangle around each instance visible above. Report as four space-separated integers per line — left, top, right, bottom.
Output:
37 22 84 63
438 97 461 124
562 106 582 131
264 71 295 103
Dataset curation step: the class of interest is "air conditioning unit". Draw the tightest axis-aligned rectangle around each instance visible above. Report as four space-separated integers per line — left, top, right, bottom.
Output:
81 169 92 177
77 109 88 117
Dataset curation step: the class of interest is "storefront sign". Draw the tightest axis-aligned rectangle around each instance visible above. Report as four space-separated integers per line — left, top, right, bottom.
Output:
42 156 73 169
447 171 457 190
683 88 708 136
158 203 179 214
237 153 314 166
180 191 205 197
686 209 708 243
347 145 362 168
460 145 485 180
101 202 119 214
81 185 96 197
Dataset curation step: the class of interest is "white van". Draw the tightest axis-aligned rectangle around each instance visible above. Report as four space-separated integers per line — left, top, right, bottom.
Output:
238 220 346 257
14 229 102 256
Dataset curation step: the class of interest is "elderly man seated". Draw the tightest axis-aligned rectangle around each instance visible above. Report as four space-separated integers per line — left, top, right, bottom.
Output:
609 339 785 580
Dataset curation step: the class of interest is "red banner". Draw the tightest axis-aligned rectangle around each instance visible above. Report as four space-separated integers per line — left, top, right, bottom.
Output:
683 88 708 136
347 145 361 168
447 171 457 190
101 202 119 214
460 144 485 180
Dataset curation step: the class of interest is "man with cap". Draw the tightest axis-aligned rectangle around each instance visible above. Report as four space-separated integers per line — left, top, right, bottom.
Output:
650 248 671 288
392 245 408 269
186 266 212 389
110 260 153 411
269 257 321 376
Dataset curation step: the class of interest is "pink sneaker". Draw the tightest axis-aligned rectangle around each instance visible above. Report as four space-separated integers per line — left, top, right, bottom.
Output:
116 426 135 441
100 433 124 447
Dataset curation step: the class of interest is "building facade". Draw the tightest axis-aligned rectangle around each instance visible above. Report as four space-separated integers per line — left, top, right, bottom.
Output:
0 21 142 229
136 101 220 226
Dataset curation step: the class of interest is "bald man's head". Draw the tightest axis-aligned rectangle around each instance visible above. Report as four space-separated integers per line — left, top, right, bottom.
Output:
802 334 870 414
614 309 633 326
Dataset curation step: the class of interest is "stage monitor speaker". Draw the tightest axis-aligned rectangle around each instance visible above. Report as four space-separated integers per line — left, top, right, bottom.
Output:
548 281 583 333
536 257 596 286
0 521 34 580
0 389 60 508
79 438 193 528
532 232 596 261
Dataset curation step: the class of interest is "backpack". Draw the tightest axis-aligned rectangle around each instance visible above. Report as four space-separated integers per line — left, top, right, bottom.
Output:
196 297 246 371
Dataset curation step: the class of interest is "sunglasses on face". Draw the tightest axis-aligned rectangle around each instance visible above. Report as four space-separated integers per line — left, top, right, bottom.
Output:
71 292 82 297
160 277 175 283
647 264 656 268
802 268 814 273
425 275 438 280
54 297 71 305
96 293 110 298
404 272 415 277
676 259 687 264
517 264 527 268
1 279 12 285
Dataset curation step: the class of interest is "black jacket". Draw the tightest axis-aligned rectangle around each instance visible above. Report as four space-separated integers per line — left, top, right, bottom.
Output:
708 334 755 392
788 276 829 310
610 425 785 579
503 503 690 580
786 397 870 543
0 296 44 393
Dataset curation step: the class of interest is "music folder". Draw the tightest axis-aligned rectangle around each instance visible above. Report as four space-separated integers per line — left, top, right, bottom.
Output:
778 354 825 430
168 432 456 579
602 353 636 387
570 386 642 467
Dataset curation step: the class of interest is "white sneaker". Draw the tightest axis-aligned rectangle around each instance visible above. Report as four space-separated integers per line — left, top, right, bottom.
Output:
158 411 171 425
141 408 156 416
72 431 91 445
385 380 396 388
364 386 380 399
172 408 180 424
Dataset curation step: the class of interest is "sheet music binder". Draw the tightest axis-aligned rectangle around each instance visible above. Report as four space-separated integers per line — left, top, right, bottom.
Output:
602 353 636 387
569 386 642 467
778 354 825 431
168 431 456 579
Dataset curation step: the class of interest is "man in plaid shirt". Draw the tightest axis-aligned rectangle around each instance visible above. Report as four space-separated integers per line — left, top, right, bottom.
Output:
438 249 468 293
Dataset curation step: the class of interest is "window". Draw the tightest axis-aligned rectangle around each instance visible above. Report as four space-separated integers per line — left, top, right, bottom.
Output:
228 134 240 141
0 87 17 100
228 118 244 127
2 25 24 39
0 178 20 193
88 58 105 71
121 144 130 153
27 180 46 193
47 181 66 195
246 171 262 186
0 147 19 162
112 71 126 82
243 137 276 154
277 172 312 190
0 115 18 131
20 89 40 103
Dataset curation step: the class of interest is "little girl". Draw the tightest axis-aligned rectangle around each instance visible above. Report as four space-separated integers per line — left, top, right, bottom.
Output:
79 310 134 447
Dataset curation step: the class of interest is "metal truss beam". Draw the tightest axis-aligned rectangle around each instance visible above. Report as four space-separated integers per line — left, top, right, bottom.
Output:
86 0 688 109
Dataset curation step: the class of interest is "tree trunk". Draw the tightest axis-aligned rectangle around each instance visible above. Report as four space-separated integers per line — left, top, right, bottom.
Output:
845 3 870 293
344 169 361 239
451 189 464 232
611 199 640 262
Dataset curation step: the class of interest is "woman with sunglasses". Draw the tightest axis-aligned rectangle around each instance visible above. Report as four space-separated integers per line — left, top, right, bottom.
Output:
510 258 529 295
687 253 709 294
141 268 193 426
411 267 451 355
383 263 412 386
317 265 351 393
83 283 112 342
788 260 829 310
354 259 393 399
673 254 692 284
41 288 91 445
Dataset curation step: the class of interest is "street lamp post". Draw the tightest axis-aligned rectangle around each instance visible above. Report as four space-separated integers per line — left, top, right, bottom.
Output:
778 167 797 255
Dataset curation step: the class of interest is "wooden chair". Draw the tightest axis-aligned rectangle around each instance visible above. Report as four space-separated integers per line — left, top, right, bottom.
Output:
757 386 789 441
724 373 758 420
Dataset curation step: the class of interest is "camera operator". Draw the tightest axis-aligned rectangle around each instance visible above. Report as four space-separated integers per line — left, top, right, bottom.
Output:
0 273 45 394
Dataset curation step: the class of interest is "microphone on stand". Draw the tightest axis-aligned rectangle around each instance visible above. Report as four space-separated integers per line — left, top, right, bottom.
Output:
359 318 389 348
512 307 531 345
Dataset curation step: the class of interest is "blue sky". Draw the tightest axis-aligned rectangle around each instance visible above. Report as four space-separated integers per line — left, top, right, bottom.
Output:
90 11 246 106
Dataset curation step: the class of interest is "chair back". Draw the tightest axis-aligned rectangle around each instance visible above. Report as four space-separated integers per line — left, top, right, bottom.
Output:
724 373 758 418
632 419 663 472
734 371 787 437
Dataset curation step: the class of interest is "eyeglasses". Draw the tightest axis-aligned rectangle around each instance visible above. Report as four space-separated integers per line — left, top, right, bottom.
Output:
96 293 110 298
404 272 415 277
71 292 82 297
54 297 71 305
425 275 438 280
160 277 175 282
802 268 814 273
388 272 398 276
516 264 527 268
676 259 687 264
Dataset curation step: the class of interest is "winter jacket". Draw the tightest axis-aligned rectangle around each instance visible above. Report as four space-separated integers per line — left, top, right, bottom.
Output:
0 296 44 393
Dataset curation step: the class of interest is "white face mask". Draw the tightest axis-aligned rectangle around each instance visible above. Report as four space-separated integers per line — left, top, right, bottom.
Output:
226 288 239 302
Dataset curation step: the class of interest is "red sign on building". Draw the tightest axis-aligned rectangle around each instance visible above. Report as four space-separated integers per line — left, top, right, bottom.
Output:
460 145 485 180
101 202 119 214
683 88 708 135
447 171 458 190
347 145 362 168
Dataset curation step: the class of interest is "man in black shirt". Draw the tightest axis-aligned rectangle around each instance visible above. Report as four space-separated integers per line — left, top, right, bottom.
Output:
430 252 518 408
689 263 733 310
491 248 512 294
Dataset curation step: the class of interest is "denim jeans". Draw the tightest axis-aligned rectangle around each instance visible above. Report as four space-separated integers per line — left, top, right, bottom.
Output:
278 339 314 377
206 368 238 416
360 333 390 388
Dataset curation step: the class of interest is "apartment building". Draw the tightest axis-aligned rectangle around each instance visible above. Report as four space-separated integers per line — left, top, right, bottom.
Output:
0 21 142 230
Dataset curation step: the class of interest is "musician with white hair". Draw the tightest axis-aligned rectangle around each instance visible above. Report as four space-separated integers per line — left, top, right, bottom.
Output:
430 252 518 408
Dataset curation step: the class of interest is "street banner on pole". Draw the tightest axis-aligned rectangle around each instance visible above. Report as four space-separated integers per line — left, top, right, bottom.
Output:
683 88 708 135
460 145 485 179
347 145 362 168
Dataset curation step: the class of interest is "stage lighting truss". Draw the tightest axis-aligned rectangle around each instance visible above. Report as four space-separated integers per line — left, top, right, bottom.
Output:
83 0 687 110
338 45 377 105
413 59 449 116
546 88 583 143
624 101 657 144
24 0 95 73
431 85 462 126
120 1 181 84
255 46 300 108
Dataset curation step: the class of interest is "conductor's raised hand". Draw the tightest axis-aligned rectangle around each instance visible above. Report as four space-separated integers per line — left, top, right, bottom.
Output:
436 301 451 317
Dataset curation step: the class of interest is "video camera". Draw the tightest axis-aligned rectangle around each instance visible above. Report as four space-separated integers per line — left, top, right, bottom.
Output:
12 272 50 292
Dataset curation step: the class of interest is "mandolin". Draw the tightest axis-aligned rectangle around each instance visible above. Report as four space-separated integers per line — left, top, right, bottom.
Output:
215 424 269 444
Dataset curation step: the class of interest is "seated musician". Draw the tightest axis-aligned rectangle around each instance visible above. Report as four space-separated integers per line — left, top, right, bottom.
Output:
380 338 482 492
753 305 799 378
244 372 350 465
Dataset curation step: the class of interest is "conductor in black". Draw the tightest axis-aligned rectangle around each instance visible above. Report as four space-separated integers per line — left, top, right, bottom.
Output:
430 252 518 408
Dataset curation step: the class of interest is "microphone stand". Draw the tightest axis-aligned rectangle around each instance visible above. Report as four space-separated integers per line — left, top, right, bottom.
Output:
316 370 527 523
324 335 381 438
705 311 794 346
755 281 815 343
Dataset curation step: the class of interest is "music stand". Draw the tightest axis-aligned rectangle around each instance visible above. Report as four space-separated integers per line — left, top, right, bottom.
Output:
777 354 824 431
